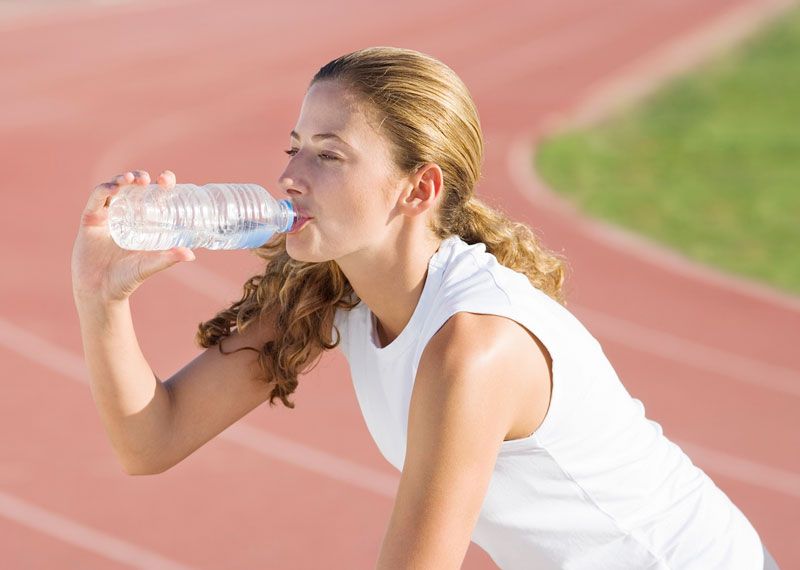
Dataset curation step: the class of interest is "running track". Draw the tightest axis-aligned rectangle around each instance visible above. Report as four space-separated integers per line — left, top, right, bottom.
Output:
1 0 798 567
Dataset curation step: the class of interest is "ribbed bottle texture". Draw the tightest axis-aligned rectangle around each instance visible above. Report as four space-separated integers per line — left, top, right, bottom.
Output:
107 183 296 251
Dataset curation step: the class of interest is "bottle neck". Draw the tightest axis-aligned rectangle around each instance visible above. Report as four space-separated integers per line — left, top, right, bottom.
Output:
278 199 297 233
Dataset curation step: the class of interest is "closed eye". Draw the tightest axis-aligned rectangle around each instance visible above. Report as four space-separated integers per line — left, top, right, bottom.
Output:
284 149 339 161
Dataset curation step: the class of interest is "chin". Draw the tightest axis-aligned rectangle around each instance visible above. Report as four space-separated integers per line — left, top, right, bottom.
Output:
285 238 327 263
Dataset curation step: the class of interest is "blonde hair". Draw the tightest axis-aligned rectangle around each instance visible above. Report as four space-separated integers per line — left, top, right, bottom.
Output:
195 47 570 409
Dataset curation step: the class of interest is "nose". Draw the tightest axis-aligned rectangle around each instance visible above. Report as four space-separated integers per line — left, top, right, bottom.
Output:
277 167 304 198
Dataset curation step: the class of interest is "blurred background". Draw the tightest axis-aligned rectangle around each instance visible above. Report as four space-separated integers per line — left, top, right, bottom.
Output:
1 0 798 567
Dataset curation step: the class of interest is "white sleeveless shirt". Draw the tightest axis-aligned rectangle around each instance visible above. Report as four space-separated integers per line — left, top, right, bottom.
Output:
333 235 764 569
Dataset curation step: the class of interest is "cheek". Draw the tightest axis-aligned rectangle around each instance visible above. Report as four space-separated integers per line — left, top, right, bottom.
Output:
323 205 374 246
336 184 388 224
304 170 395 241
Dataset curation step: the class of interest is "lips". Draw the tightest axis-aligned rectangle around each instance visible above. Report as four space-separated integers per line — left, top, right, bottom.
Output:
288 217 312 234
292 205 313 220
287 203 313 233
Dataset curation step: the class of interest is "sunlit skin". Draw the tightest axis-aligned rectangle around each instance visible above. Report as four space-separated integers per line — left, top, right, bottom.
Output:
278 79 444 346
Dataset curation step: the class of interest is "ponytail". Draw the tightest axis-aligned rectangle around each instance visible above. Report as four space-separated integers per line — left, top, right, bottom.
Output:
442 196 569 306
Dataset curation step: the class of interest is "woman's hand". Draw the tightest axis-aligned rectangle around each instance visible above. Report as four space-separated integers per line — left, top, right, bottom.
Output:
71 169 196 305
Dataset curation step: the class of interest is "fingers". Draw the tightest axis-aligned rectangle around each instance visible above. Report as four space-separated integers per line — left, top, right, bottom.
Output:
109 170 151 187
135 247 196 284
86 170 146 214
86 181 121 213
157 170 176 189
86 169 174 218
130 170 150 185
111 172 134 186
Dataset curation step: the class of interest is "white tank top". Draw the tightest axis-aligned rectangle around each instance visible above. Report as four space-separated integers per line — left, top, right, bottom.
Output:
333 234 764 569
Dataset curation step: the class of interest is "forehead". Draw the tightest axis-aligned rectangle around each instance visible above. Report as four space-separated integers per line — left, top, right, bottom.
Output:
294 81 381 144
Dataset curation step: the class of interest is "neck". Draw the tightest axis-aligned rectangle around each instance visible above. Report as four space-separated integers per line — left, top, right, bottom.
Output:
336 230 443 347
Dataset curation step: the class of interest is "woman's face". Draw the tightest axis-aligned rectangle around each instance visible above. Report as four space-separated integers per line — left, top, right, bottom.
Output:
278 80 408 263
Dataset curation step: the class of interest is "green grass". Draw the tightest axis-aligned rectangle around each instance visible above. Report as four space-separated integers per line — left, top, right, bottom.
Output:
535 7 800 296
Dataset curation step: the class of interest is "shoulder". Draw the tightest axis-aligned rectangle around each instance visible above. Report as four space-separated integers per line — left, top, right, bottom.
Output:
422 311 545 370
409 314 527 461
417 311 553 435
418 311 551 404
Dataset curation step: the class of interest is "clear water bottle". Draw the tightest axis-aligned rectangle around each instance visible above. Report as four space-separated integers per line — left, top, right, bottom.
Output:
107 183 298 250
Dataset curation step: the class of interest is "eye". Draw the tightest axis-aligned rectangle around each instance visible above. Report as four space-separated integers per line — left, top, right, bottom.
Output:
284 148 339 161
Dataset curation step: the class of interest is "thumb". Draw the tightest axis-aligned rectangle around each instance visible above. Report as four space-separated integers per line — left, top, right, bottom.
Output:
172 247 196 263
136 247 195 281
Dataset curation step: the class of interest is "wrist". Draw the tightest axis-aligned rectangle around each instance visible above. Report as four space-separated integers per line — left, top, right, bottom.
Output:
74 293 130 317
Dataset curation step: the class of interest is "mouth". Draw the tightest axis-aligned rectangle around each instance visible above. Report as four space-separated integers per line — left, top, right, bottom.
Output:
291 203 313 218
287 217 313 234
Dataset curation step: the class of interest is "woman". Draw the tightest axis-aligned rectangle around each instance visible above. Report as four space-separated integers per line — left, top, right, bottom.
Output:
72 47 778 569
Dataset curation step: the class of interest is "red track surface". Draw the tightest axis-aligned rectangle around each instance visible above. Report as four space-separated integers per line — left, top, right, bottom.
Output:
1 0 797 567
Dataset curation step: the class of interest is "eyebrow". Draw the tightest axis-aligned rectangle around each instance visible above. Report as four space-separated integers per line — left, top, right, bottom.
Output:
290 130 352 147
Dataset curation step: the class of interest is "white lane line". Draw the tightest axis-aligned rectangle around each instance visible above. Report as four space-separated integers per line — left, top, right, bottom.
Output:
226 424 398 498
675 439 800 500
571 303 800 398
0 316 398 498
0 490 194 570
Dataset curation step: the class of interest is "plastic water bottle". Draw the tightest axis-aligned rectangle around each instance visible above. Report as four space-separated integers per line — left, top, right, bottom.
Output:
107 183 298 251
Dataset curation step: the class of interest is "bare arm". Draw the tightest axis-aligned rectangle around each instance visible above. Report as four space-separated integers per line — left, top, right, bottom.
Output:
376 312 552 568
72 169 279 476
156 313 279 474
76 297 278 475
75 297 178 475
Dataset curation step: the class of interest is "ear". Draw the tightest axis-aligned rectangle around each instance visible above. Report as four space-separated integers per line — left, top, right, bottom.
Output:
399 163 443 218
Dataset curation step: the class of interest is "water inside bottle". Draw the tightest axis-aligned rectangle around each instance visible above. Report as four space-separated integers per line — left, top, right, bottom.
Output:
208 219 278 249
108 183 286 250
